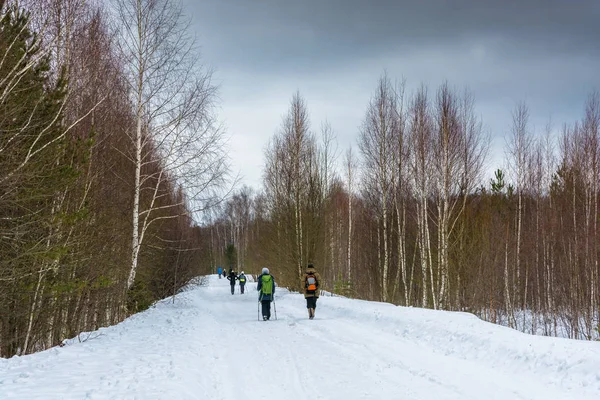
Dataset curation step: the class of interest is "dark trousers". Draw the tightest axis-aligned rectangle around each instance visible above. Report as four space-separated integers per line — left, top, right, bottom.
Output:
240 284 245 294
306 296 317 309
261 300 271 319
230 284 235 295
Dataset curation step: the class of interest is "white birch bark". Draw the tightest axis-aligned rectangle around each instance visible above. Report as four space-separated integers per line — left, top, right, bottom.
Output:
115 0 227 291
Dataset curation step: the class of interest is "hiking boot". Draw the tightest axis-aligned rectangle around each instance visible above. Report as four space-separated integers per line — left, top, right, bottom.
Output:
263 316 267 321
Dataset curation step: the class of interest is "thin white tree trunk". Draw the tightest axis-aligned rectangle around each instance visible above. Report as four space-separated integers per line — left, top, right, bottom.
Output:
22 270 46 354
393 200 408 305
516 189 522 310
504 235 514 328
417 198 428 307
127 95 143 290
347 187 352 288
127 6 145 290
377 217 382 300
382 196 389 303
425 198 437 310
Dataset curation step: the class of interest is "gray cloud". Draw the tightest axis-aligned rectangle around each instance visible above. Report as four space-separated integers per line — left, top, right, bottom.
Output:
183 0 600 189
191 0 599 69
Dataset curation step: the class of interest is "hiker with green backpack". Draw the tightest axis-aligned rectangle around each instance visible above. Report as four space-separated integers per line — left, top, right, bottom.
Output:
257 267 275 320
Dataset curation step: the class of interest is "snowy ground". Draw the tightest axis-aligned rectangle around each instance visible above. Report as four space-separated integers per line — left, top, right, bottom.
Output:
2 275 600 400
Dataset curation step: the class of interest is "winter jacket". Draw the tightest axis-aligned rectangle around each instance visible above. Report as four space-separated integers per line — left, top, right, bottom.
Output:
227 272 237 285
217 267 222 275
257 273 275 302
238 274 247 285
302 267 322 298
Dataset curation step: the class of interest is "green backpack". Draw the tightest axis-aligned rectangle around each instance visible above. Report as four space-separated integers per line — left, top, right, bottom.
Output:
261 274 273 295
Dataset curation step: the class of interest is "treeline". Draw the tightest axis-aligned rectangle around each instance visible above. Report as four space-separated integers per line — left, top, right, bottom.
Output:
206 77 600 341
0 0 228 357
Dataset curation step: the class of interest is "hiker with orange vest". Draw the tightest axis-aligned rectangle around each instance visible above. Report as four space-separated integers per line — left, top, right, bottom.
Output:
302 263 321 319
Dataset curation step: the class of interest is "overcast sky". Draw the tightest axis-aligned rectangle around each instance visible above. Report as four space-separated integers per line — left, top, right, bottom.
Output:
182 0 600 190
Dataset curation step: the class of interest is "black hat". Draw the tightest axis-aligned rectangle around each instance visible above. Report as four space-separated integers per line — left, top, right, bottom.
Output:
307 263 314 269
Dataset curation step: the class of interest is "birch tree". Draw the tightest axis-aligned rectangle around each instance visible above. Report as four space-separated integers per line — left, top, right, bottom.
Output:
432 84 486 309
114 0 228 291
506 101 532 325
581 92 600 337
388 80 410 305
344 147 358 289
262 92 332 287
359 75 400 302
409 86 435 308
320 121 337 280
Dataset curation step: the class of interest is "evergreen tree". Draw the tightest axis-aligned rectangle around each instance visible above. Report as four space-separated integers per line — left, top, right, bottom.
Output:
0 5 74 356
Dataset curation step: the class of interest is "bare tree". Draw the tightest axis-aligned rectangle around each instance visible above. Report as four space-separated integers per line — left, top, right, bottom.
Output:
581 92 600 337
387 79 410 305
224 186 254 270
358 74 400 302
344 147 358 289
432 84 487 309
261 92 334 287
541 119 556 325
113 0 228 290
409 85 435 308
319 121 338 284
505 101 533 326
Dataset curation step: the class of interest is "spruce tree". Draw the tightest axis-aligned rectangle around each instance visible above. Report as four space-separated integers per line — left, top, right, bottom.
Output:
0 5 73 356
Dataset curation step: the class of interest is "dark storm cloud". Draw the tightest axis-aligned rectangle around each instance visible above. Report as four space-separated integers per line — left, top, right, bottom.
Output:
191 0 600 71
183 0 600 189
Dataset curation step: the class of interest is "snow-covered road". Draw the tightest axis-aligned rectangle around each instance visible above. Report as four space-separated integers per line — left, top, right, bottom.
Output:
2 275 600 399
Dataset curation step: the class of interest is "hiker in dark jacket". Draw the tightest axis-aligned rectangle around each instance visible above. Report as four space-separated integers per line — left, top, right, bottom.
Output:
238 271 247 294
302 263 322 319
227 268 237 295
257 267 275 320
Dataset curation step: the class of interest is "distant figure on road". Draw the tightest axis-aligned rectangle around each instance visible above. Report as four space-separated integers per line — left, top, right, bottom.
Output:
227 268 237 295
238 271 247 294
302 263 321 319
217 266 222 279
257 267 275 320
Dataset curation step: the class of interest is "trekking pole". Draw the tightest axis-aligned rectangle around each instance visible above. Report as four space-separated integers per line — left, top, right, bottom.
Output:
257 299 260 321
273 297 277 320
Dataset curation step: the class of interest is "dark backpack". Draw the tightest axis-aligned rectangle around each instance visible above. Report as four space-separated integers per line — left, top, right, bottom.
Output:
306 273 317 292
261 274 273 295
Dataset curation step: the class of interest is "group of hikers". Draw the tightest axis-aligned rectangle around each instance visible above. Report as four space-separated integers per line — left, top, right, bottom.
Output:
217 266 248 294
216 263 322 321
